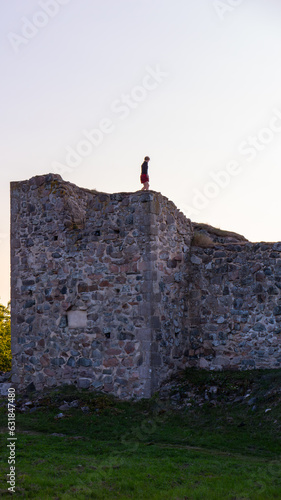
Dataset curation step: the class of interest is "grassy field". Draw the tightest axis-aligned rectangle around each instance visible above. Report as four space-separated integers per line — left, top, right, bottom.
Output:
0 368 281 499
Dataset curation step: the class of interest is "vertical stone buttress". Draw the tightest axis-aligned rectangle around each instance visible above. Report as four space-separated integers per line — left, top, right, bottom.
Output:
144 195 192 392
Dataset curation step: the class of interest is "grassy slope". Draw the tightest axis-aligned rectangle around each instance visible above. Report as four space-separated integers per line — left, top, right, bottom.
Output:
0 368 281 499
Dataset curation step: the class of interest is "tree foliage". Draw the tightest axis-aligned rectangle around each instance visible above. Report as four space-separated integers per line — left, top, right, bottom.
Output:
0 302 12 372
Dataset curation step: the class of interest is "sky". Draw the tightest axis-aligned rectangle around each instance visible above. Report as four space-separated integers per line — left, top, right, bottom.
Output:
1 0 281 305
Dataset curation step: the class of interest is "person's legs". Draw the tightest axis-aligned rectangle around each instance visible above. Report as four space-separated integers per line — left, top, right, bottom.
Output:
140 175 149 190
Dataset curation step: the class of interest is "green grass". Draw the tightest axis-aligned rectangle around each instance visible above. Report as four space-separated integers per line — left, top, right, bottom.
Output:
0 369 281 499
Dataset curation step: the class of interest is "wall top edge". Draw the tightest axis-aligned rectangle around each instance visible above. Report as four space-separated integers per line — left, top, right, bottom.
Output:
10 173 191 221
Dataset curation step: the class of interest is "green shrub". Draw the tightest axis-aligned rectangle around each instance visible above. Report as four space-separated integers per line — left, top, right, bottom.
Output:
0 303 11 372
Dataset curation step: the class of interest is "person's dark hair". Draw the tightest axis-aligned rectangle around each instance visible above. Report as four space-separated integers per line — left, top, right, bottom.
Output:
144 156 150 161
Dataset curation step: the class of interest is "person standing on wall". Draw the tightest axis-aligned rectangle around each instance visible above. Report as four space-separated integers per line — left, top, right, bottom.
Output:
140 156 150 191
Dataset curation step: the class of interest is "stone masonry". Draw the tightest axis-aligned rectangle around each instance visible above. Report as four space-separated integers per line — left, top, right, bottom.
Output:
189 240 281 370
10 174 281 399
10 174 192 398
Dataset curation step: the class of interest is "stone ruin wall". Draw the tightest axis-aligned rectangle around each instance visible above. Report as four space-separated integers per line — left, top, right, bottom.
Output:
10 174 192 398
10 173 281 399
189 241 281 370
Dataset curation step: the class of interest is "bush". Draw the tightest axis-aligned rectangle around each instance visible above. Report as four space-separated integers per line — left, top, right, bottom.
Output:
0 303 12 372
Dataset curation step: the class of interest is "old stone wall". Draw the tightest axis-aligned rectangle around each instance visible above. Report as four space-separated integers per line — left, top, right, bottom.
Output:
189 242 281 370
11 173 281 399
10 174 192 398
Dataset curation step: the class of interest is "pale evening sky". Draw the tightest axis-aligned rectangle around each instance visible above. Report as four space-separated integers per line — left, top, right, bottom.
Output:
1 0 281 305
